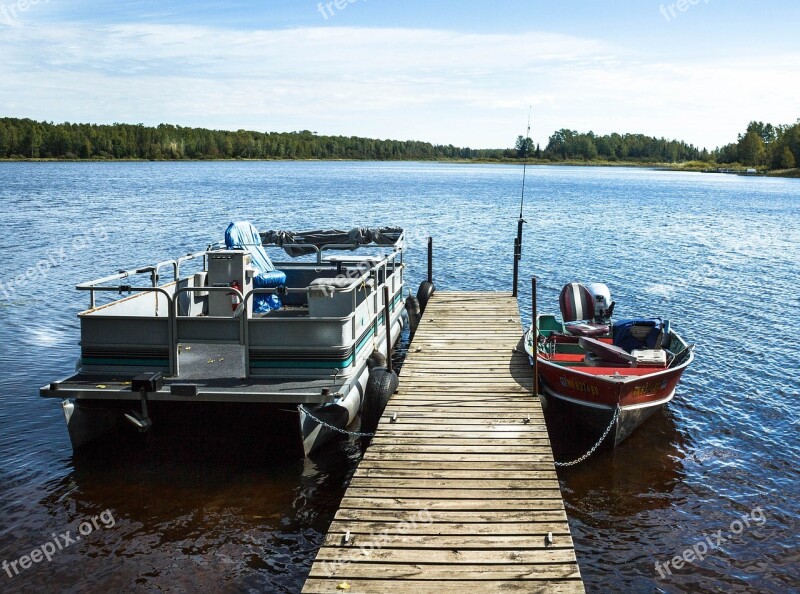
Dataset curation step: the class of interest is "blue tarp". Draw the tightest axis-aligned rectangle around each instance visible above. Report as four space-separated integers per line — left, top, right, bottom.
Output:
225 221 275 273
612 318 664 352
225 222 286 312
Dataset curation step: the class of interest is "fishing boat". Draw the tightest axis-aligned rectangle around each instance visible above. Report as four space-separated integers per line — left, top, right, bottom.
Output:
524 282 693 446
40 222 415 456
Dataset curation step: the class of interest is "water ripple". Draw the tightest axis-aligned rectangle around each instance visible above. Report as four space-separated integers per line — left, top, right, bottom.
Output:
0 162 798 593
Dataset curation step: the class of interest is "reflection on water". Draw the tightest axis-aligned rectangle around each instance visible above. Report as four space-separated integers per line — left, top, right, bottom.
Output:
547 401 686 514
1 162 798 593
6 430 365 594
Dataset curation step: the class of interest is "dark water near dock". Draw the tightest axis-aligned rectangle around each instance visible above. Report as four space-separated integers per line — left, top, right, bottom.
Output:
0 162 798 593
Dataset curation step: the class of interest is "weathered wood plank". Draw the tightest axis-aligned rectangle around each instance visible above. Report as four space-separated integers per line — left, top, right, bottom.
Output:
356 460 557 471
354 468 558 480
365 445 553 456
371 432 549 440
321 533 575 549
311 547 578 565
311 563 582 580
303 579 585 594
338 497 567 511
357 454 555 464
326 519 572 535
337 488 565 500
332 509 568 523
377 416 545 425
349 478 561 490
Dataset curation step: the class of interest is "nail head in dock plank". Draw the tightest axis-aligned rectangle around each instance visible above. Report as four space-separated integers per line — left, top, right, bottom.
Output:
302 292 585 593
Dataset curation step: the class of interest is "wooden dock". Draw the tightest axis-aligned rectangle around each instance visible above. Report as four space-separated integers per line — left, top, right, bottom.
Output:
302 292 585 593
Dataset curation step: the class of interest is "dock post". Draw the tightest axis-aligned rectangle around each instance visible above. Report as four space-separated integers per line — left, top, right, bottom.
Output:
383 285 393 373
532 276 539 396
427 237 433 284
512 218 523 297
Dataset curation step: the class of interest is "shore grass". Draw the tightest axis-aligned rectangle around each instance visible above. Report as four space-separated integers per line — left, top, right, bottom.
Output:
2 156 798 177
766 168 800 178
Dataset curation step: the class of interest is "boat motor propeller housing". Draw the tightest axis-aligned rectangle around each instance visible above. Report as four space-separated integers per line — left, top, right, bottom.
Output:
586 283 614 321
126 373 163 432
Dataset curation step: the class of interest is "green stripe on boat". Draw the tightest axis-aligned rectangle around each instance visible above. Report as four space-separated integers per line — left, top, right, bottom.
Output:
250 327 375 369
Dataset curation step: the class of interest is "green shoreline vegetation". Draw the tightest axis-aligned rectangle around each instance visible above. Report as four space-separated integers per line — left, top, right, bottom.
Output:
1 117 798 178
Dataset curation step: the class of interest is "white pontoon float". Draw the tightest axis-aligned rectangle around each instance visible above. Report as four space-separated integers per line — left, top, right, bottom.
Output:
41 223 409 456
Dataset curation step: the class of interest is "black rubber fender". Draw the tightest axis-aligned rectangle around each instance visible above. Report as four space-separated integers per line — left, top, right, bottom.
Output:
416 281 435 314
362 367 399 434
367 349 387 370
405 295 421 335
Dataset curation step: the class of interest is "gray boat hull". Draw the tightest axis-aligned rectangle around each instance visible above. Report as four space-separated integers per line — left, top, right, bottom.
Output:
542 386 674 446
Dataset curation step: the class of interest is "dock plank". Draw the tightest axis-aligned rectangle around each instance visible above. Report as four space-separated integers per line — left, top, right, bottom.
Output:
302 292 584 593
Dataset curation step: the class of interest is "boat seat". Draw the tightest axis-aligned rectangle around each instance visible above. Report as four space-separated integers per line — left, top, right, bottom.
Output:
584 353 630 368
579 336 637 365
559 283 609 336
564 321 610 337
225 221 286 311
578 367 658 377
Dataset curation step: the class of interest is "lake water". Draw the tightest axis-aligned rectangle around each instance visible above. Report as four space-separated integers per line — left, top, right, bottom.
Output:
0 162 798 593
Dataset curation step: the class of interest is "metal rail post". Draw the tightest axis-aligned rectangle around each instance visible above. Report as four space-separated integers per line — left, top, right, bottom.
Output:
383 285 393 374
532 276 539 396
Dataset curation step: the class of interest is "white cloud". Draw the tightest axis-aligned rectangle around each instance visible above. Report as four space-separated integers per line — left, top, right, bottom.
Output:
0 23 798 148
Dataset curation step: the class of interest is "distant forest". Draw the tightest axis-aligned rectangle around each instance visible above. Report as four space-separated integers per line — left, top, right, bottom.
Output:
0 117 798 171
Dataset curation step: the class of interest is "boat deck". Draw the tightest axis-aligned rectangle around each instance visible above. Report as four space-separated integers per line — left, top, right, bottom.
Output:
302 291 585 593
40 342 339 404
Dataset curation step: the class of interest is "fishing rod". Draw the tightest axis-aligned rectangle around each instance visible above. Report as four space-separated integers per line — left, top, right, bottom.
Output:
519 106 532 218
512 107 532 297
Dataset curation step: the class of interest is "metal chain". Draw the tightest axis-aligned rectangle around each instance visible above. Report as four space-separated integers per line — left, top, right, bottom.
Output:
554 404 621 467
297 405 375 438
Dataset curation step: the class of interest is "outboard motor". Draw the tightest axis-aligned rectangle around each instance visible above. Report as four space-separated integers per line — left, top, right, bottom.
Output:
586 283 614 321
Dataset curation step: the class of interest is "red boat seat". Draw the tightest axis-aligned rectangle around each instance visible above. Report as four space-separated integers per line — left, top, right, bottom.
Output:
564 322 610 337
578 367 658 376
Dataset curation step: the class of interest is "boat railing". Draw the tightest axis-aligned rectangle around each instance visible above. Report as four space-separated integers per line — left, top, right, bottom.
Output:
76 249 209 309
170 263 402 378
76 247 404 378
75 234 404 311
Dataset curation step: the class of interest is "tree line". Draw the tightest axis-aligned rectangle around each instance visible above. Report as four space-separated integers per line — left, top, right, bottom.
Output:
715 120 799 170
0 116 797 170
0 118 508 161
525 129 706 163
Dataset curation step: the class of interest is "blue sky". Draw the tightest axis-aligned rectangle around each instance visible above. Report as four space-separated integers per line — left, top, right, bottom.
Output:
1 0 798 149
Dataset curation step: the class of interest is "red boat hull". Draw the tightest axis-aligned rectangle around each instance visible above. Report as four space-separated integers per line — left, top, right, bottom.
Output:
526 322 693 446
537 359 688 445
538 357 686 408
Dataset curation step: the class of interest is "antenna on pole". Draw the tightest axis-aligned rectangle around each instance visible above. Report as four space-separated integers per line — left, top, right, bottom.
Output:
519 106 532 219
513 106 532 297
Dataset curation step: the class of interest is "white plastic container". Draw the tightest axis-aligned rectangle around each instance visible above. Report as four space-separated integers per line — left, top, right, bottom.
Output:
632 349 667 367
